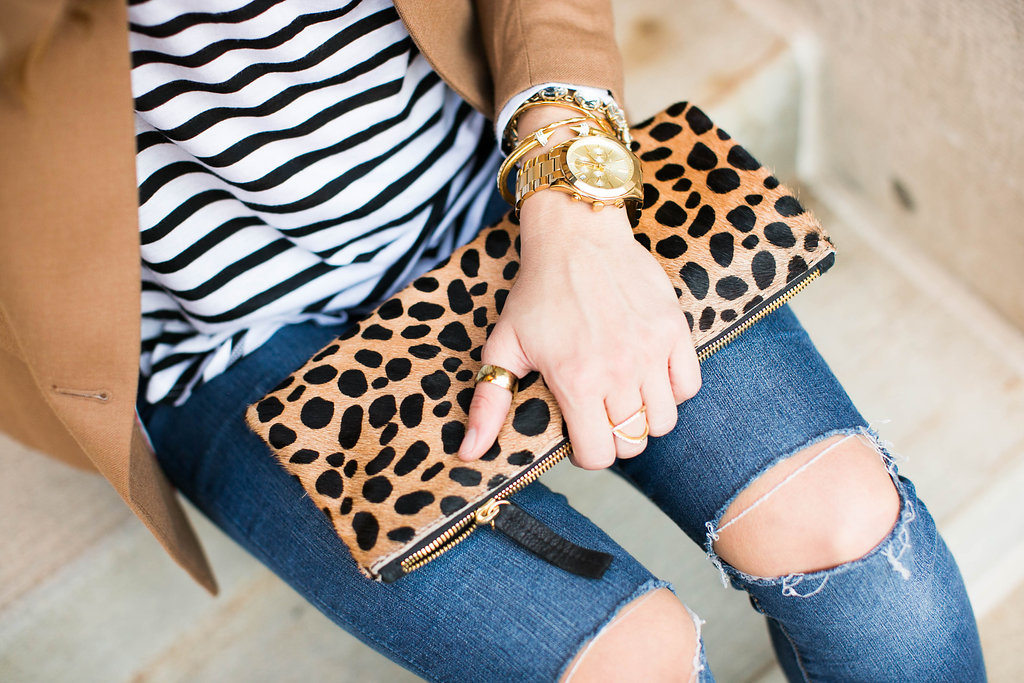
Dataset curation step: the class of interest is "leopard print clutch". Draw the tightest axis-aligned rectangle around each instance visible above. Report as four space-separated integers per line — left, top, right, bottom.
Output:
246 102 836 582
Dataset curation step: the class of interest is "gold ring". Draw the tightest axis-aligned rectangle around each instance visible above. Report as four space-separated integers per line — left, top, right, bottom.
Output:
608 405 649 444
474 364 520 398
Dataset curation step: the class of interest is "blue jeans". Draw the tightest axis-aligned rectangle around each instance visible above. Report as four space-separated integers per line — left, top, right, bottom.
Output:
137 205 985 682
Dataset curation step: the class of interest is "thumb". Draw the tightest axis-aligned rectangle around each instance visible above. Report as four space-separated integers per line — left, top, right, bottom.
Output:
457 321 533 461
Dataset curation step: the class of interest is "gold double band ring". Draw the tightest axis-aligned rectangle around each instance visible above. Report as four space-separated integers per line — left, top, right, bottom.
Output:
474 364 520 399
608 405 649 444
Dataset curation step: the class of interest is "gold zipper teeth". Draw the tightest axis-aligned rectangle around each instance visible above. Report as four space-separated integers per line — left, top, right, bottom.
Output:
696 269 821 362
398 442 572 573
397 265 825 576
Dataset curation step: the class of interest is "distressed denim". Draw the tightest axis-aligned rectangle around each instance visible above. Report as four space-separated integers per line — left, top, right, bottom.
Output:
138 194 984 682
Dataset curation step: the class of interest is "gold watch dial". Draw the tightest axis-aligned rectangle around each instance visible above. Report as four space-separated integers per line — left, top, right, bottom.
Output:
565 136 634 190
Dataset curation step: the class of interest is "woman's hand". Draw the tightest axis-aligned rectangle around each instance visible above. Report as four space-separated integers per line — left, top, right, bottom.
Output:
457 187 702 470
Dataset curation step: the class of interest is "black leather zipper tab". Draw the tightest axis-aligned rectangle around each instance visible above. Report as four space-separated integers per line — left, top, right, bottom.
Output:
491 501 613 579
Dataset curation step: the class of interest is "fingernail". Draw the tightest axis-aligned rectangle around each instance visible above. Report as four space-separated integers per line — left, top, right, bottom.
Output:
458 427 478 460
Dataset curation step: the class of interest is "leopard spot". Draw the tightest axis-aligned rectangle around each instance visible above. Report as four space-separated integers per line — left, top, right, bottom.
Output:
649 121 683 141
344 460 358 477
685 106 713 134
473 306 488 328
485 228 511 258
408 302 445 321
726 205 756 233
409 344 441 359
666 101 687 117
421 370 451 400
487 474 507 489
469 345 483 362
447 280 473 314
432 401 452 418
788 255 809 282
752 251 776 290
654 163 685 181
326 452 345 467
764 176 780 189
355 349 383 368
640 147 672 162
673 177 692 192
460 249 480 277
470 281 488 296
287 385 305 402
741 235 759 249
421 462 444 481
699 306 715 331
361 324 392 340
745 194 763 205
480 439 502 461
316 469 344 498
655 235 688 259
312 344 339 361
256 397 284 423
686 142 717 170
400 393 424 428
368 395 397 428
362 476 392 503
512 398 549 436
413 276 439 292
448 467 482 487
680 262 710 300
727 145 761 171
365 447 396 475
709 232 734 267
387 527 416 543
633 232 651 250
456 387 474 415
721 309 737 322
707 168 741 193
502 261 519 280
303 365 337 385
517 371 538 392
804 233 819 251
300 397 334 429
394 440 430 476
441 421 466 454
456 369 473 382
642 183 660 209
401 324 431 339
337 369 368 397
379 422 398 445
494 289 509 314
438 322 472 351
775 195 805 216
715 275 748 300
268 424 296 448
685 191 701 209
271 376 293 392
378 299 404 319
764 222 796 248
385 358 412 381
654 201 686 228
440 496 468 516
395 491 434 515
373 377 388 389
443 357 462 371
337 405 363 449
339 497 353 515
743 295 765 313
352 512 378 550
688 205 715 238
289 449 319 464
507 450 535 466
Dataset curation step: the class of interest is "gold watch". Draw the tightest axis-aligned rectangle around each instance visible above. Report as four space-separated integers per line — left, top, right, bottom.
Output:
515 132 643 226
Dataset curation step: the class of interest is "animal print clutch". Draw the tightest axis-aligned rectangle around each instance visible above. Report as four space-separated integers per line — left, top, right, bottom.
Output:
246 102 836 583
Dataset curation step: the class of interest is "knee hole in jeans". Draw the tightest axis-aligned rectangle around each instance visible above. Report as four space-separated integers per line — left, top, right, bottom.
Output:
710 432 901 578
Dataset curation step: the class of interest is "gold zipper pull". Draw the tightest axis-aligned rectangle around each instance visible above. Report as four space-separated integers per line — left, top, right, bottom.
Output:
474 498 509 527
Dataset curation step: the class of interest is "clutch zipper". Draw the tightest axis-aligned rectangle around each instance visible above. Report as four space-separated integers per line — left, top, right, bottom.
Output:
378 252 834 582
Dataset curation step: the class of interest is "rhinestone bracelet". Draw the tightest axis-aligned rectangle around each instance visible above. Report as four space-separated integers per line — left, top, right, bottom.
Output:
501 85 630 156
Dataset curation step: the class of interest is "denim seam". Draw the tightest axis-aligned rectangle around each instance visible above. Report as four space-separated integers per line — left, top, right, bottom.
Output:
554 576 675 683
770 614 812 683
704 425 915 589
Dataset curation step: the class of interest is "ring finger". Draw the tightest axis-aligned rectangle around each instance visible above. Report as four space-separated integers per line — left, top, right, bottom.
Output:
604 387 649 460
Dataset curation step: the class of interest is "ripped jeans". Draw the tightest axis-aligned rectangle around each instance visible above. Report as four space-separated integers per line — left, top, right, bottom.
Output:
138 303 985 682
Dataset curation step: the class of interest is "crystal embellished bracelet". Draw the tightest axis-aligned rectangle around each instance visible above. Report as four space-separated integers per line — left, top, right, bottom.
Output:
501 85 630 156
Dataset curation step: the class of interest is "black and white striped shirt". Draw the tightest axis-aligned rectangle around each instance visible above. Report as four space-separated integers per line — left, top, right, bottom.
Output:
130 0 503 405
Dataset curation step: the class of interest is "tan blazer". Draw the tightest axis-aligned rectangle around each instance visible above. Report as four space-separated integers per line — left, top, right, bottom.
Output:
0 0 622 594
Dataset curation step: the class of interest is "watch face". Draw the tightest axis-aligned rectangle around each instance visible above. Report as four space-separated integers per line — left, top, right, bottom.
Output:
565 136 636 193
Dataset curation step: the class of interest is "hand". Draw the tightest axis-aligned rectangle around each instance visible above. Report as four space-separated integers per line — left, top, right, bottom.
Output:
457 189 702 470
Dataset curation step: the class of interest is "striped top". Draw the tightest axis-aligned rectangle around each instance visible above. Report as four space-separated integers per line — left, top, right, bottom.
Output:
129 0 502 406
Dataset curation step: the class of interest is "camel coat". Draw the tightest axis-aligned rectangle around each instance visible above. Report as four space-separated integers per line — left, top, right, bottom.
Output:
0 0 623 595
